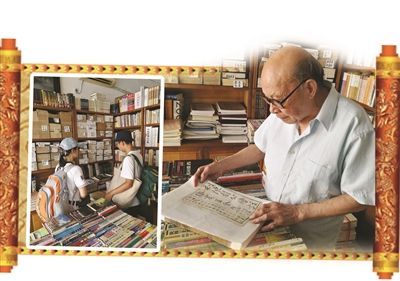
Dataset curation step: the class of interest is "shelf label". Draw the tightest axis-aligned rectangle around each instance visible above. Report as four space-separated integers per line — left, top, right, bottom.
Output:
233 80 244 88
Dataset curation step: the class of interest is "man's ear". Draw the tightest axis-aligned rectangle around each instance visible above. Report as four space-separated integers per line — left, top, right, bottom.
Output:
305 79 318 99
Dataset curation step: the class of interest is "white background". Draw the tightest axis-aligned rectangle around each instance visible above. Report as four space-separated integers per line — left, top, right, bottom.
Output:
1 0 400 280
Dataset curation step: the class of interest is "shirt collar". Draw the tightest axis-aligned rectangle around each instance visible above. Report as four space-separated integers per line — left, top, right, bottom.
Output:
314 86 339 131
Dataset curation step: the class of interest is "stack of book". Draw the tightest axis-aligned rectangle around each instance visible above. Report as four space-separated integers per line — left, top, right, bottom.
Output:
165 93 184 120
33 89 74 108
163 119 182 146
216 163 263 188
30 198 157 248
162 223 307 252
183 103 219 140
247 119 264 143
221 59 248 87
162 159 214 192
317 46 338 84
340 72 376 107
216 102 248 143
337 213 357 243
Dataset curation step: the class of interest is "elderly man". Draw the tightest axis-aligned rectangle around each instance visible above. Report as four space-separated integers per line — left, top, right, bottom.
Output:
193 46 374 249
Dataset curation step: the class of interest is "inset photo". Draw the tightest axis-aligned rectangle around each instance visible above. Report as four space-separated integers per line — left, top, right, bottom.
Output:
27 73 163 252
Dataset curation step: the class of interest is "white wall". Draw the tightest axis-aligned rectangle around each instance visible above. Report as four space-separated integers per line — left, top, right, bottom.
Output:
60 77 160 102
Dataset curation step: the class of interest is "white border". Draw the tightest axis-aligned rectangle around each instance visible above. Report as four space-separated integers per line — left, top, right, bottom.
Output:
26 72 164 253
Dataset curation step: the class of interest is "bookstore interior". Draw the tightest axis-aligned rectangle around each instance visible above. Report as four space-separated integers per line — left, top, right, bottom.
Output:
29 75 160 249
29 41 376 252
161 42 375 252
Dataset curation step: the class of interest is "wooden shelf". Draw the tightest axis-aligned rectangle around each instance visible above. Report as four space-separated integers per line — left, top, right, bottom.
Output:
114 125 142 131
114 108 142 116
343 64 375 73
165 139 247 150
78 137 112 141
144 104 160 110
33 105 72 112
33 138 63 142
32 168 54 176
145 146 159 149
166 83 249 91
85 160 113 165
145 123 160 127
76 110 112 115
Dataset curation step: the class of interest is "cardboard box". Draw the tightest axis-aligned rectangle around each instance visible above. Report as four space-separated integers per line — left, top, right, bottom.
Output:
77 129 87 138
50 160 58 169
62 123 73 138
35 142 51 154
77 121 87 129
50 143 59 153
49 123 62 132
37 160 51 170
51 152 59 161
32 121 41 139
59 111 72 123
105 122 113 130
36 153 51 162
96 123 106 131
36 110 49 121
50 131 62 139
77 114 86 122
96 115 105 123
39 123 50 139
104 115 113 122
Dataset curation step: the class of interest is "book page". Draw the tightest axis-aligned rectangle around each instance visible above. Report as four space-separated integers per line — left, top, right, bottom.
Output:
162 179 268 249
182 181 261 225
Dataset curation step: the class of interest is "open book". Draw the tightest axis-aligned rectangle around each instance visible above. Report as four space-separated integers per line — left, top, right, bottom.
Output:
162 179 268 250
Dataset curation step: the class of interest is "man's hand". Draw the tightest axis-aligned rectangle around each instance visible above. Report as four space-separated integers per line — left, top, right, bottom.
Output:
104 192 113 201
193 162 223 187
249 202 305 231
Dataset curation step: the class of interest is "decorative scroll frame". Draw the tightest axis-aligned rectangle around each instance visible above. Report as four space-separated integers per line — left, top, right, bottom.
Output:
3 59 398 278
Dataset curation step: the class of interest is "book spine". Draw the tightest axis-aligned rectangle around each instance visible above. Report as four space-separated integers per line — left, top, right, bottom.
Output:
0 38 21 272
374 45 400 279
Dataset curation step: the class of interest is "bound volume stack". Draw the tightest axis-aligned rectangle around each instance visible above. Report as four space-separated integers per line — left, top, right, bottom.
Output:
183 103 219 140
222 59 248 88
30 198 157 248
216 102 248 143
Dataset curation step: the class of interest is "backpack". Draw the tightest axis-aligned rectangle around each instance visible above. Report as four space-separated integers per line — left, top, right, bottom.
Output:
129 154 158 206
36 166 75 222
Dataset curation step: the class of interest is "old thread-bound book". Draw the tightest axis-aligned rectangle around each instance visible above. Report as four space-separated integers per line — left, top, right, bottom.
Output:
162 179 267 250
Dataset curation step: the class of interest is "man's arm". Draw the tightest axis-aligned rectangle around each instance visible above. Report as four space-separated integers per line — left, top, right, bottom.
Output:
193 144 265 186
250 193 366 231
105 179 134 201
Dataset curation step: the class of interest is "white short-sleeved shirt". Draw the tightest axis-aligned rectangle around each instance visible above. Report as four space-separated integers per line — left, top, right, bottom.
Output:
55 163 87 202
254 86 375 249
120 150 143 208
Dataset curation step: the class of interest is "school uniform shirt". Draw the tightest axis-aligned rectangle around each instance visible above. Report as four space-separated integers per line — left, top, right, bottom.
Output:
55 163 87 202
120 150 144 208
254 86 375 250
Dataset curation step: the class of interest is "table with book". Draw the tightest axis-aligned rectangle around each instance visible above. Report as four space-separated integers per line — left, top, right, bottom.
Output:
29 197 157 249
161 160 362 252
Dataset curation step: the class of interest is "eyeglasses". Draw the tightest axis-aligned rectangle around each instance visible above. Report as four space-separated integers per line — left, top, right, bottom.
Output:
262 78 308 109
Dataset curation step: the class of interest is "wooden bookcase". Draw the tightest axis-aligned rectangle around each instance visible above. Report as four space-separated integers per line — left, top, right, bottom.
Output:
31 105 115 184
335 63 376 115
163 47 376 163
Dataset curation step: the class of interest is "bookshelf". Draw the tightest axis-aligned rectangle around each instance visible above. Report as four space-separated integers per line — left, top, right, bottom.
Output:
335 63 376 115
163 56 255 161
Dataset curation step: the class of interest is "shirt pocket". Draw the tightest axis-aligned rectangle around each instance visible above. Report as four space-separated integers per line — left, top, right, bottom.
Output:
296 158 334 203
